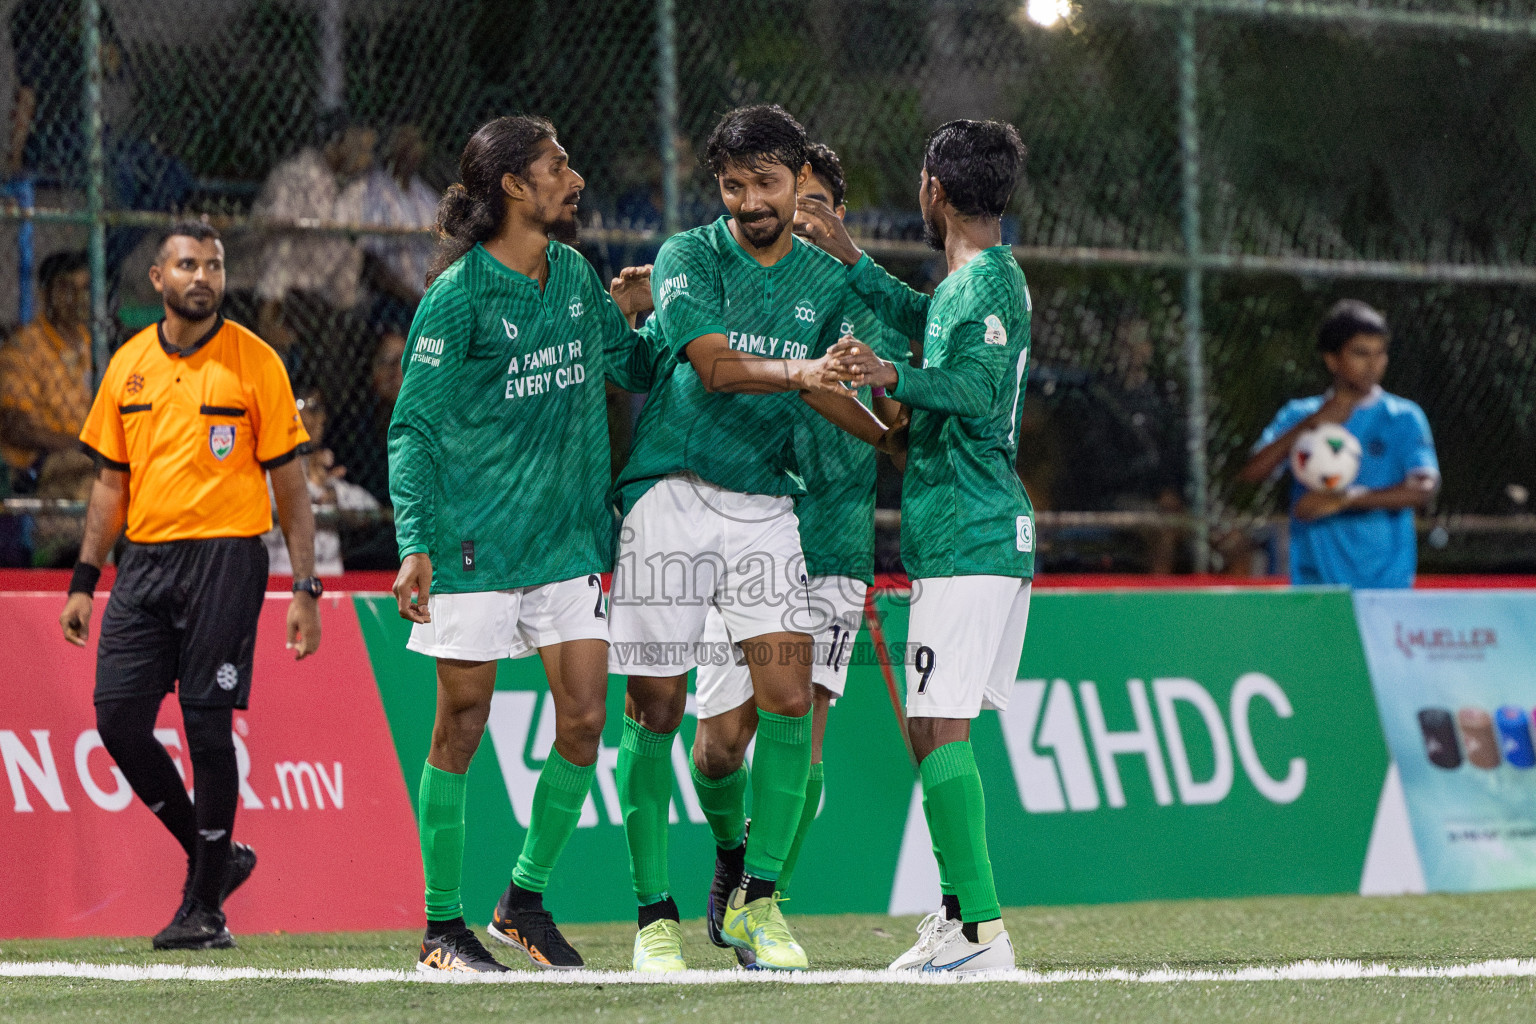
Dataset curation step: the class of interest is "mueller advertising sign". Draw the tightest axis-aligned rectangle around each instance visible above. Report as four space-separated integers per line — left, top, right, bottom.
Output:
1356 590 1536 893
0 595 422 939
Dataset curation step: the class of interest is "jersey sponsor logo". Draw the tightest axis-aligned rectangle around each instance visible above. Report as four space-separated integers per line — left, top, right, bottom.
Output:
926 319 944 339
726 330 810 360
209 424 235 460
569 298 584 319
984 314 1008 346
502 318 519 341
124 372 145 395
793 299 817 325
216 663 239 690
505 340 587 398
840 319 855 337
1017 515 1034 553
412 336 445 368
659 273 688 310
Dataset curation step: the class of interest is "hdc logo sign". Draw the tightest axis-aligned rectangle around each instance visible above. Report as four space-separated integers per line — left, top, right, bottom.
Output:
1000 673 1305 813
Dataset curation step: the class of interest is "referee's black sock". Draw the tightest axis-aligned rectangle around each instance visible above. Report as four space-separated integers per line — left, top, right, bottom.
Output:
184 705 238 908
96 696 198 858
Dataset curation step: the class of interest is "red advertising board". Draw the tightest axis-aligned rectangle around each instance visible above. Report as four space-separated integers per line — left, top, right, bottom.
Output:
0 593 422 938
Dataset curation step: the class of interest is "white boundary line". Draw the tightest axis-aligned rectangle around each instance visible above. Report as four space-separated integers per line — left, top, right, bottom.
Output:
5 959 1536 986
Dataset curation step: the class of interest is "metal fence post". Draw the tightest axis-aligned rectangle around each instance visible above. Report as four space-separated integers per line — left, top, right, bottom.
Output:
319 0 344 115
83 0 109 385
656 0 680 236
1177 6 1210 572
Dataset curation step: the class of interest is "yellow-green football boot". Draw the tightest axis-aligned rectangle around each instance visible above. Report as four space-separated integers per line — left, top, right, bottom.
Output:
632 918 687 973
720 887 807 971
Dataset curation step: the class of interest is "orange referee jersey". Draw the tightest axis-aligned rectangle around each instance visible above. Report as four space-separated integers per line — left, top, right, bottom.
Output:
78 316 309 544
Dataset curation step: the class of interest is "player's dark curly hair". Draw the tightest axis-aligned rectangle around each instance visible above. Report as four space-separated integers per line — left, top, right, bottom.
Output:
1317 299 1389 353
923 119 1026 218
705 104 808 178
805 142 846 208
427 115 557 287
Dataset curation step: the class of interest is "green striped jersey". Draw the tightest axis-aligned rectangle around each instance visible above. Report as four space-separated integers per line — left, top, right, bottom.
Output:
388 242 647 593
614 217 855 514
848 246 1035 580
793 298 911 583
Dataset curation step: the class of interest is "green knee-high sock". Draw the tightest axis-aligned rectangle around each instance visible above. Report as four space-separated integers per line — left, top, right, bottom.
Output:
776 760 823 896
689 759 748 850
920 741 998 922
418 762 469 922
510 749 596 893
742 708 812 881
617 716 677 904
922 787 956 897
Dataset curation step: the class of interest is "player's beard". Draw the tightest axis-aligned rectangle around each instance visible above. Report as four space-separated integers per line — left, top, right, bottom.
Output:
736 210 786 249
922 208 945 251
164 286 221 322
548 209 580 245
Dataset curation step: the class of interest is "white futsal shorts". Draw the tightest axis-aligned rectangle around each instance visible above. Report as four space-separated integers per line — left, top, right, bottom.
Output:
406 573 610 662
607 473 814 677
693 575 868 719
903 575 1032 720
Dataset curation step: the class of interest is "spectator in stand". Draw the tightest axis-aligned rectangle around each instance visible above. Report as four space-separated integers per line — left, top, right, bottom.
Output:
358 125 438 330
263 387 378 576
0 250 95 502
252 120 376 352
1241 300 1439 588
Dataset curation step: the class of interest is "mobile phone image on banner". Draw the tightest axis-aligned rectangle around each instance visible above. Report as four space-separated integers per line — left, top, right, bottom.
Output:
1459 708 1502 770
1496 706 1536 769
1418 708 1462 769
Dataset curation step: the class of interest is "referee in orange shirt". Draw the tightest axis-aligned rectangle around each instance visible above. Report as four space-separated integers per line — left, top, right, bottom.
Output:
58 221 322 950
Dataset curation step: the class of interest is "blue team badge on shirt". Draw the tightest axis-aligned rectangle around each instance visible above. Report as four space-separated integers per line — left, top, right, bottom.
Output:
209 424 235 460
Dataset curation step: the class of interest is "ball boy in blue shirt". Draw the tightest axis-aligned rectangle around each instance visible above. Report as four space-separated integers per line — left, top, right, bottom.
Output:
1242 300 1439 588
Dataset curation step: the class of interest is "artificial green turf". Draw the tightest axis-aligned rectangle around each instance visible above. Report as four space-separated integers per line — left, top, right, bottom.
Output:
4 892 1536 1023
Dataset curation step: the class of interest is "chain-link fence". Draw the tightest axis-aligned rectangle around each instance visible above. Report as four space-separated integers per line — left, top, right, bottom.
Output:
0 0 1532 573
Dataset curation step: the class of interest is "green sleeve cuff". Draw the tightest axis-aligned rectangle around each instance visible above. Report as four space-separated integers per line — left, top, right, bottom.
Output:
889 359 911 403
398 542 429 559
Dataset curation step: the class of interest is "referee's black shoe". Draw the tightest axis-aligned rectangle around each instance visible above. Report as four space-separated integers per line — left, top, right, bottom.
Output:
153 901 235 950
417 921 510 974
172 842 258 925
488 894 584 970
223 842 257 902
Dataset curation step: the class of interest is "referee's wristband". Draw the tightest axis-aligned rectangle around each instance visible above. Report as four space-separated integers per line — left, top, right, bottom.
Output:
69 562 102 596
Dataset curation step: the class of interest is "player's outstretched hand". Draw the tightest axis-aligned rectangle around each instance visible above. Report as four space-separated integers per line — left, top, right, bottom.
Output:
610 264 654 320
394 552 433 624
287 594 322 660
827 338 898 390
795 196 862 266
796 351 855 395
60 592 92 646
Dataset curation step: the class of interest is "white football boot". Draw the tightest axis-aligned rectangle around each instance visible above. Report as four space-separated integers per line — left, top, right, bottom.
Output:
916 925 1014 975
888 910 962 971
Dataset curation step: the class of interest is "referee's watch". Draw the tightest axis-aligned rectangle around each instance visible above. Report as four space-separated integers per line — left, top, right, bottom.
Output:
292 576 324 598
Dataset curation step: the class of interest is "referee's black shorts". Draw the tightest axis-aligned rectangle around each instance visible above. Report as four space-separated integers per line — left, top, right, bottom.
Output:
94 536 269 710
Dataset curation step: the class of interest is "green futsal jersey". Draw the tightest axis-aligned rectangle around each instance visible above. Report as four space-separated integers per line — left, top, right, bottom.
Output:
848 246 1035 580
613 217 854 514
793 300 911 584
389 241 648 593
